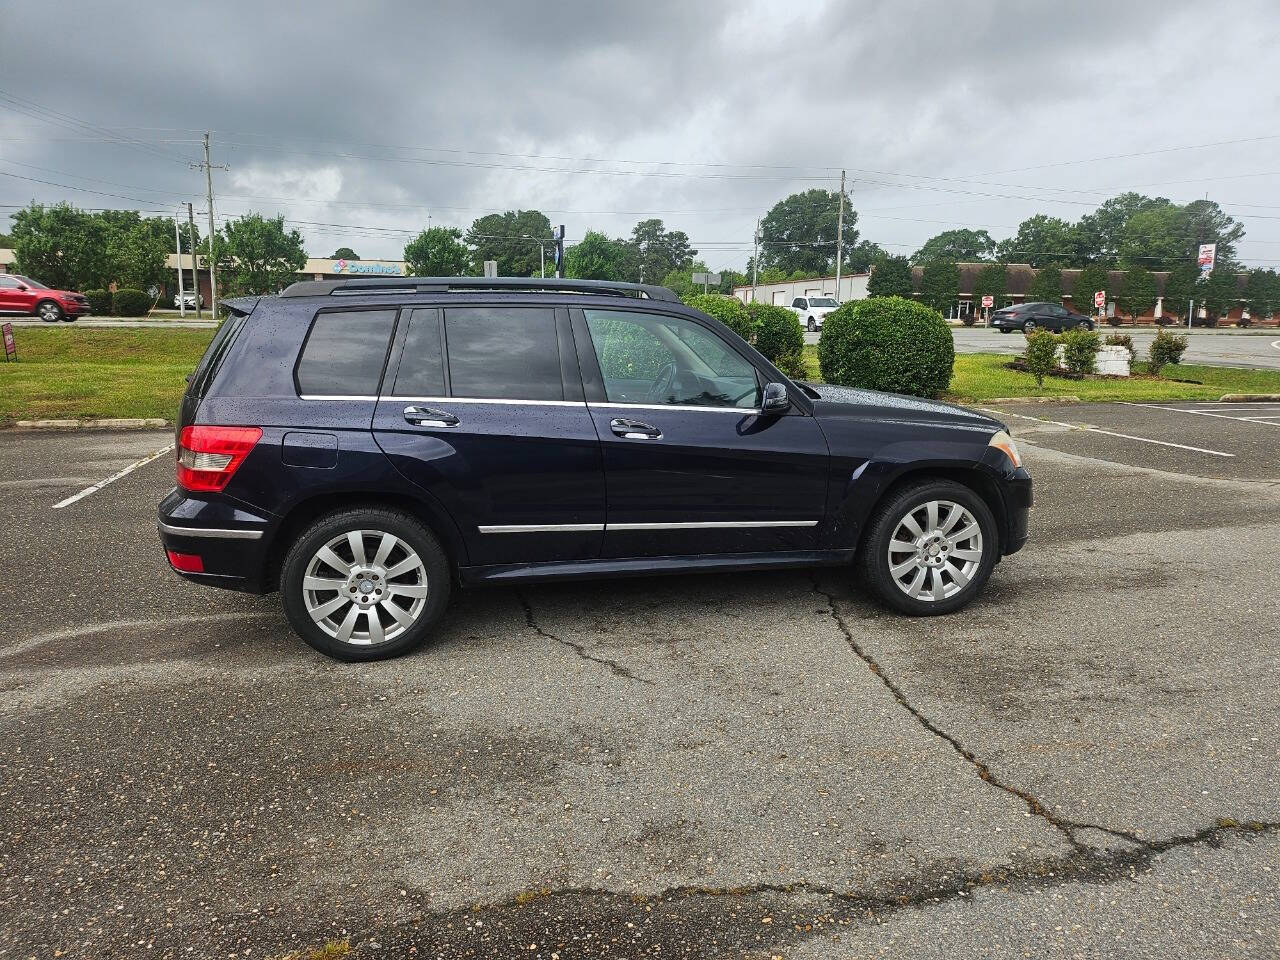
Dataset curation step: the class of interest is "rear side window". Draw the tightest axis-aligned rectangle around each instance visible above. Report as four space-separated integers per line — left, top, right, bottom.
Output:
296 310 396 396
392 309 445 397
189 313 248 399
444 307 562 401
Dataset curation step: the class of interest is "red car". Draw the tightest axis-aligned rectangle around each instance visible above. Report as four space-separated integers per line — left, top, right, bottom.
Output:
0 274 90 321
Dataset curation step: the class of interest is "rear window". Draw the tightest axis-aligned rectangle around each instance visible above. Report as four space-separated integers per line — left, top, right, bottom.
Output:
296 310 396 396
189 314 248 399
444 307 562 401
391 309 445 397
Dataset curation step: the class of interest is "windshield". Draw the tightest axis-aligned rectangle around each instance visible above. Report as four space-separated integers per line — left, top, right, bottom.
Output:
808 297 838 307
13 276 49 290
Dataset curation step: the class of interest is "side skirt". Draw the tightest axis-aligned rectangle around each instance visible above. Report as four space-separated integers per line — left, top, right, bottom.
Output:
457 549 856 586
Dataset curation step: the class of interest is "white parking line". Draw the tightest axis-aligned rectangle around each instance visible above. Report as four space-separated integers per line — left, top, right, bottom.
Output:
985 409 1235 458
1120 401 1280 426
51 444 175 509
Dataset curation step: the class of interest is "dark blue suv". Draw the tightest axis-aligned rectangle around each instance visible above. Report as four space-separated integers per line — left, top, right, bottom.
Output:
158 277 1031 661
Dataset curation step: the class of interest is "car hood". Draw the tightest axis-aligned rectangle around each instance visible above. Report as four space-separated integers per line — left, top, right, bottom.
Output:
799 382 1003 432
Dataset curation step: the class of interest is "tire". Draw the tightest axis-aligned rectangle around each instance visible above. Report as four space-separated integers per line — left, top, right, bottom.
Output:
1077 320 1091 331
280 507 451 662
857 479 999 616
998 329 1011 335
36 300 63 323
808 317 817 332
1022 319 1037 334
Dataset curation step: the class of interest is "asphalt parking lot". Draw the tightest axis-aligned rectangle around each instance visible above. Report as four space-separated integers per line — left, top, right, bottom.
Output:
1 406 1278 958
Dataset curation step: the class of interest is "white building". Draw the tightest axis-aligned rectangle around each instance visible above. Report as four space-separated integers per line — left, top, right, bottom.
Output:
732 272 869 307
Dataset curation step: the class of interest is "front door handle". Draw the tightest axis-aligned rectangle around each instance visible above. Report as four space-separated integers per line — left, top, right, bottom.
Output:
610 418 661 440
403 405 459 427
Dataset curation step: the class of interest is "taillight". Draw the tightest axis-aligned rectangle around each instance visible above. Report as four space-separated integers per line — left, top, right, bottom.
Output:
177 425 262 492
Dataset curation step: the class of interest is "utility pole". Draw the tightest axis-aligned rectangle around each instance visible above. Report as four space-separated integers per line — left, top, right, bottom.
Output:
173 211 186 318
751 220 760 303
834 169 846 300
187 203 202 321
191 133 228 315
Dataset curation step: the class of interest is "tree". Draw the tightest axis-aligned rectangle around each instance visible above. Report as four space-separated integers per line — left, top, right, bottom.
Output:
215 213 308 295
843 239 886 273
759 188 857 275
1073 264 1110 317
1027 265 1063 303
1181 200 1244 270
465 210 552 277
1200 267 1238 323
867 255 913 298
1074 193 1166 265
403 226 470 276
971 263 1008 313
564 230 632 281
111 218 172 291
630 219 695 283
919 261 959 314
1243 268 1278 323
330 247 359 260
9 202 110 290
996 215 1078 267
1160 264 1199 324
912 228 995 263
1117 267 1157 322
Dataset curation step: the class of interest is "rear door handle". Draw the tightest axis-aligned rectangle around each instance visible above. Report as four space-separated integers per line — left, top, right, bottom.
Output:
403 405 459 427
610 418 661 440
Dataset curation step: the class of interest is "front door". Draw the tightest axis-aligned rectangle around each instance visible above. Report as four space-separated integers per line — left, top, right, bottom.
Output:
373 305 605 566
573 307 830 558
0 275 22 312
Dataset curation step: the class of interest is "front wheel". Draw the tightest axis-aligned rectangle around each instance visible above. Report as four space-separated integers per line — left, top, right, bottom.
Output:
280 507 451 661
37 300 63 323
808 317 817 332
1022 319 1037 333
858 480 998 616
1078 320 1092 331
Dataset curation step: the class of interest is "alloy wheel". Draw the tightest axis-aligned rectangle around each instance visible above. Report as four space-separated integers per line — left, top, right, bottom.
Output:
886 500 984 602
302 529 428 645
1023 320 1036 333
39 302 60 322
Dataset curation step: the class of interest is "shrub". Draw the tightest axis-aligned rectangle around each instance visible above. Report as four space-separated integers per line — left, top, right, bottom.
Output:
1106 312 1123 327
746 301 804 367
685 293 756 343
816 296 954 398
773 350 808 380
1023 330 1059 388
1104 333 1136 362
1237 313 1253 328
1059 329 1099 376
961 310 978 327
1148 329 1187 375
111 288 151 316
83 288 112 315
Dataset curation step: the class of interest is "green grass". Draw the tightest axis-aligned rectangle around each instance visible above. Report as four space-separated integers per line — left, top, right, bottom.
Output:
799 344 1280 402
0 326 214 422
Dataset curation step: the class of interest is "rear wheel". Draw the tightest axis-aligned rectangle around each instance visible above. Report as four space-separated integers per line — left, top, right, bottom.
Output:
808 317 817 332
280 507 451 661
36 300 63 323
858 479 998 616
1077 320 1091 331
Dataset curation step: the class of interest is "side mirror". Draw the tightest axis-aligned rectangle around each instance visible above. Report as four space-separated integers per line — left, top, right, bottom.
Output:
16 284 28 291
761 382 790 413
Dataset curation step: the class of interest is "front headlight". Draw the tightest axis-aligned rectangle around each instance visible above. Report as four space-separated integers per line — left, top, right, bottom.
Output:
988 429 1022 468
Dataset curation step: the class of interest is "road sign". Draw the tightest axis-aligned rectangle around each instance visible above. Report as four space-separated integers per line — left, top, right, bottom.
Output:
483 260 498 278
2 322 15 362
1198 243 1217 275
1094 290 1106 309
691 272 721 286
980 295 994 309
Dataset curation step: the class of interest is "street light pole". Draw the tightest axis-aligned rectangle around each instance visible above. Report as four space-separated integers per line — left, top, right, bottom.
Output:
203 133 219 315
187 203 202 321
173 211 186 318
751 220 760 303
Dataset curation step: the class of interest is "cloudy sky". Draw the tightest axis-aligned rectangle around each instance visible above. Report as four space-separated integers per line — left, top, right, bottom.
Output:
2 0 1279 271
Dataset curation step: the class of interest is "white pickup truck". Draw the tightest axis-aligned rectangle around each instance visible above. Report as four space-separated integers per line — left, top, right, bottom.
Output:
789 295 840 332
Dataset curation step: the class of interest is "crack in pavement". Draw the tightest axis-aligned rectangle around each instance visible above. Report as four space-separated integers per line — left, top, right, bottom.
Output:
517 591 653 685
808 575 1151 852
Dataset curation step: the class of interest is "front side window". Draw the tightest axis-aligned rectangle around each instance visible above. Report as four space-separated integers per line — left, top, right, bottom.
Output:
0 276 18 288
296 310 396 396
444 307 562 401
584 309 760 409
13 276 48 290
808 297 838 307
793 298 806 308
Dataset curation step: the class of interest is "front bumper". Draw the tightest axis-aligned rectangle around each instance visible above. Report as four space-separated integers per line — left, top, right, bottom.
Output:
157 487 274 593
62 300 90 316
1001 469 1032 554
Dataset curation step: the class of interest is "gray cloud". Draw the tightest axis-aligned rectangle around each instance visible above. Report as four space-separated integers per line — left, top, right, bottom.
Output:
2 0 1278 269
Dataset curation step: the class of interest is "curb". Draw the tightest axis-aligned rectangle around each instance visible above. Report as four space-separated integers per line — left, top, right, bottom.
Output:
8 418 171 431
1219 394 1280 402
983 396 1081 404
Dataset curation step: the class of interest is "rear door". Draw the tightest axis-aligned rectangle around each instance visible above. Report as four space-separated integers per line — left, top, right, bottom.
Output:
573 306 829 558
373 304 605 566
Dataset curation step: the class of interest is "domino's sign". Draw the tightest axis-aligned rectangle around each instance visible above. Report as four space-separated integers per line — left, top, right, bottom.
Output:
332 259 403 276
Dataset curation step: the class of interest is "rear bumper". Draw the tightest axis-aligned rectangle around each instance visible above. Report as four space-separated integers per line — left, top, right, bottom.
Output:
157 487 274 593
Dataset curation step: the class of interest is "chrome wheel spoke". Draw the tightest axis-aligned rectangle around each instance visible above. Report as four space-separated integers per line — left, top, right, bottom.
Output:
938 504 962 535
890 557 919 578
946 561 970 588
303 575 345 592
372 533 397 567
930 568 944 601
947 524 979 546
950 547 983 562
316 545 351 576
889 538 917 553
925 501 939 531
384 553 422 579
381 600 416 628
366 608 385 645
905 567 927 597
347 531 368 566
899 512 924 538
309 594 348 621
388 582 429 598
334 605 360 643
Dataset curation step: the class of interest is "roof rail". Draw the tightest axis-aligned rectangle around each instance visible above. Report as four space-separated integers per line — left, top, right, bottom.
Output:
279 276 682 303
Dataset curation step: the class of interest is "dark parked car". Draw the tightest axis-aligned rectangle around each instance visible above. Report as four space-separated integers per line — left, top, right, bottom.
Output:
990 301 1093 334
158 278 1031 661
0 274 90 321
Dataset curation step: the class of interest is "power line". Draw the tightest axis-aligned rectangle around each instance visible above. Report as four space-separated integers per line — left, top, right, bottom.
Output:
0 89 193 166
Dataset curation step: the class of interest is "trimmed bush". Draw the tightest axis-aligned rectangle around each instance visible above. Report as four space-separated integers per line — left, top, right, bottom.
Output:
773 350 808 380
1023 330 1059 388
1104 333 1136 362
816 296 954 398
1148 329 1188 375
111 288 151 317
684 293 756 343
1059 329 1099 376
746 301 804 368
83 289 112 315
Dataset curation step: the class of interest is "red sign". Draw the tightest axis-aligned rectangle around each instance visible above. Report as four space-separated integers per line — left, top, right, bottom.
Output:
980 295 994 309
2 322 14 361
1094 290 1106 309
